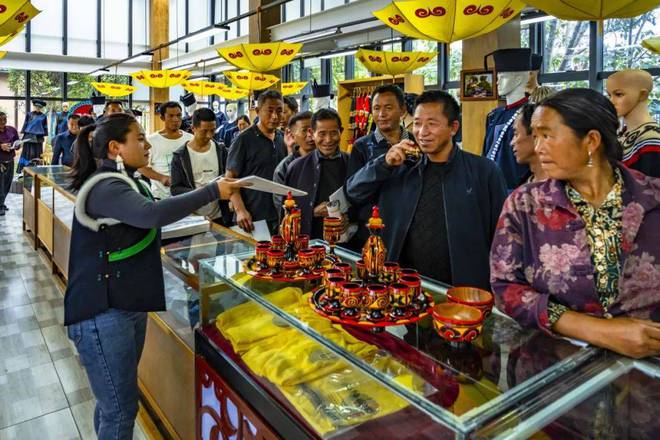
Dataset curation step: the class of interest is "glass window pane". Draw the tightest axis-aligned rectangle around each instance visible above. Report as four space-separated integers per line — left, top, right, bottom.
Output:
132 0 149 53
449 40 462 82
542 80 588 90
650 77 660 124
68 0 98 57
239 0 249 37
2 27 26 52
170 0 187 57
331 56 345 108
284 0 301 21
543 18 589 73
324 0 345 10
354 56 370 79
412 40 438 85
31 0 63 55
521 24 530 48
102 0 129 59
67 73 94 99
188 0 210 51
1 70 27 130
31 71 64 99
226 0 238 39
604 10 660 71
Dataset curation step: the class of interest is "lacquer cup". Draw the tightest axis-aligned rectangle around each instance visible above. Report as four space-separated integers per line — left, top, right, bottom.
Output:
431 303 484 344
381 261 400 283
310 245 326 268
296 234 310 251
266 249 284 273
356 259 368 281
271 235 285 251
255 242 271 269
334 262 353 280
297 248 316 274
446 286 494 317
339 282 363 319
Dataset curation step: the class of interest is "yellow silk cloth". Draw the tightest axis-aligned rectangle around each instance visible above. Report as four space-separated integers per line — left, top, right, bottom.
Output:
215 280 426 435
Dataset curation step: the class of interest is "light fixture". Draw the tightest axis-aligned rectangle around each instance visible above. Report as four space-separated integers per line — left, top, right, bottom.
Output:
178 24 231 45
520 15 554 26
67 80 79 85
90 69 109 77
127 54 153 64
287 28 340 44
319 49 357 60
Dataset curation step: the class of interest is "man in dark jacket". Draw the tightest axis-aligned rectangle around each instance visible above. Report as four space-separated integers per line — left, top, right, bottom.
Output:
285 108 349 239
52 114 81 166
346 90 507 290
170 108 230 225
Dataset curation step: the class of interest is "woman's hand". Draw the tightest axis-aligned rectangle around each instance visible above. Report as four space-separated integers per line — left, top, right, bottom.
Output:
596 317 660 359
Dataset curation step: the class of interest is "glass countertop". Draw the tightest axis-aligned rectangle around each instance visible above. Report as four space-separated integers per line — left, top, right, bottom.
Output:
198 243 604 436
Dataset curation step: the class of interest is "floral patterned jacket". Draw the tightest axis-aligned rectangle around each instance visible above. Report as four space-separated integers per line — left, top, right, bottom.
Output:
490 164 660 334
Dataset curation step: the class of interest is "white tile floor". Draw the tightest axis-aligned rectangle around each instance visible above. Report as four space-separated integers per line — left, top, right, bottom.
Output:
0 193 148 440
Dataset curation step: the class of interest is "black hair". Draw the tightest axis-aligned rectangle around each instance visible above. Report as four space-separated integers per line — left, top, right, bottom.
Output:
67 113 81 121
0 112 6 118
237 114 251 125
518 103 536 135
371 84 405 108
311 108 342 131
69 113 137 190
288 111 312 129
78 115 95 128
257 90 283 107
104 100 123 110
414 90 461 123
158 101 182 118
283 96 299 113
538 88 622 164
191 107 217 127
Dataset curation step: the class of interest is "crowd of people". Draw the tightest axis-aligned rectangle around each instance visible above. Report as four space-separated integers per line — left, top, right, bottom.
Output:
2 76 657 439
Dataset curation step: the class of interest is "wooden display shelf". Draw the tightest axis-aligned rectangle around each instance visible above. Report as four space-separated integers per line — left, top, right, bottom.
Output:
337 74 424 152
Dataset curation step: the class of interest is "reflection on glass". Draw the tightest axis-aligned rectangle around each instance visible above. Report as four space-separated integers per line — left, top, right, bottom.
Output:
543 19 589 73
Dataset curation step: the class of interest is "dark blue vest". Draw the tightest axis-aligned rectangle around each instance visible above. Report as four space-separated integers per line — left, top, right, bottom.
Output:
64 165 165 325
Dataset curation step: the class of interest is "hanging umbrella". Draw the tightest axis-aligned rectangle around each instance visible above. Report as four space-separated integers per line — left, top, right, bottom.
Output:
91 82 137 97
0 25 24 47
524 0 658 20
0 0 40 37
216 86 250 100
131 70 191 88
356 48 437 76
642 36 660 55
225 71 280 91
218 42 303 72
0 51 6 59
182 80 228 96
373 0 525 43
280 82 308 96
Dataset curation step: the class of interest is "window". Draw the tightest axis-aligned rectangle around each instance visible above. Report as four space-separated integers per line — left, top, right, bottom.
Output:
543 18 589 73
543 80 589 90
102 0 129 59
604 10 659 71
324 0 346 10
67 73 94 99
354 56 370 79
239 0 249 37
521 24 530 48
226 0 238 40
31 72 64 98
449 41 462 82
2 27 26 52
68 0 97 57
1 70 27 128
188 0 210 51
284 0 301 22
31 0 63 55
331 56 345 107
132 0 150 54
169 0 187 57
413 40 438 85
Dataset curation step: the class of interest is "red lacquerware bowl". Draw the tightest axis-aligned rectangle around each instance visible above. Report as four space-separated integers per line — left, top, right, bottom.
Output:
431 303 484 343
447 286 494 317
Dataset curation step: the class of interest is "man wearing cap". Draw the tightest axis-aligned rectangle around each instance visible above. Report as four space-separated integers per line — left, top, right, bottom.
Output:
56 102 70 135
18 99 49 174
482 48 532 190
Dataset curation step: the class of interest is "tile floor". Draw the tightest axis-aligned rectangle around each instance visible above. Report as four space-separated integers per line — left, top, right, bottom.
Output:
0 193 149 440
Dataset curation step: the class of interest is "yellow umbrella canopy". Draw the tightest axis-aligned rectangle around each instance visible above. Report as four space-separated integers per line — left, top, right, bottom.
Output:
280 82 308 96
373 0 525 43
182 80 227 96
216 86 250 100
91 82 137 97
524 0 658 20
0 0 40 36
0 25 24 47
225 71 280 91
0 51 6 59
642 37 660 55
218 42 303 72
356 48 437 76
131 70 191 88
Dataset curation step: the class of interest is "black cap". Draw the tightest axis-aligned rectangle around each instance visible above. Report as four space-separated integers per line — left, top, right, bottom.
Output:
131 108 143 117
91 95 106 106
32 99 47 108
531 54 543 71
484 48 532 72
312 79 331 98
180 92 196 107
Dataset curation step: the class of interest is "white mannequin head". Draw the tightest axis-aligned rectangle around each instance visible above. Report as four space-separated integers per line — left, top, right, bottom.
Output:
497 71 529 104
185 102 197 115
226 103 237 122
212 101 220 113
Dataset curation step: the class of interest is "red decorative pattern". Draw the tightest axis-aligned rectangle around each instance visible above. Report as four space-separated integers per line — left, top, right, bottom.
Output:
0 5 7 14
280 49 294 56
368 55 383 63
229 51 244 59
500 7 514 18
415 7 446 18
252 49 272 56
464 4 494 15
388 14 404 25
391 56 411 62
15 12 29 23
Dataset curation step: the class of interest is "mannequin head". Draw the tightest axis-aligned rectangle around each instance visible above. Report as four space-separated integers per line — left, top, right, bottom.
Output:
498 71 529 102
212 101 220 113
606 69 653 120
225 103 237 122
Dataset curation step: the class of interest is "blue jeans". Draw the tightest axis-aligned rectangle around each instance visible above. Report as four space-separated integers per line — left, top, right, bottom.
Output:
67 309 148 440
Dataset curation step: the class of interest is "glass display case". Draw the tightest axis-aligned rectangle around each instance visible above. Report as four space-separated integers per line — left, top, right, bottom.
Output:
197 244 660 439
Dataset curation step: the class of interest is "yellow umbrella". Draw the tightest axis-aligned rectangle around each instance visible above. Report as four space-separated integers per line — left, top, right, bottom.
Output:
182 80 227 96
373 0 525 43
91 82 137 97
225 71 280 91
131 70 191 88
524 0 658 20
216 86 250 100
642 36 660 55
218 42 303 72
0 0 40 36
356 48 437 76
280 82 308 96
0 51 6 59
0 25 24 47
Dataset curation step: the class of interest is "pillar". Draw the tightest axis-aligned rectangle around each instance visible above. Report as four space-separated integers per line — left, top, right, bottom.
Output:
149 0 169 132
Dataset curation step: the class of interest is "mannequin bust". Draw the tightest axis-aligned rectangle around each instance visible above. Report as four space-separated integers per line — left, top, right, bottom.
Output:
212 101 220 114
606 69 660 177
498 71 529 105
225 104 237 123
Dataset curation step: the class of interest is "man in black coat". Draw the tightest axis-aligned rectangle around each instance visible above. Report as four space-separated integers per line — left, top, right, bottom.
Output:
346 90 507 290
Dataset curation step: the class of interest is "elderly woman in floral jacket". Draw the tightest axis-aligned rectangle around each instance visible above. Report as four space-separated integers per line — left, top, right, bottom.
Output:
491 88 660 359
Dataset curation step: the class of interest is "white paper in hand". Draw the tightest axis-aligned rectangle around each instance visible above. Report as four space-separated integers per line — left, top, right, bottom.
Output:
236 176 307 197
230 220 272 242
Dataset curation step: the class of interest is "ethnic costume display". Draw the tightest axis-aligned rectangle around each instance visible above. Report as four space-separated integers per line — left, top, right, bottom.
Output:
620 120 660 178
18 100 48 173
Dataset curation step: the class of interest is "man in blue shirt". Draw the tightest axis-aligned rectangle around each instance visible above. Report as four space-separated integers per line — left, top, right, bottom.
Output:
52 114 80 166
